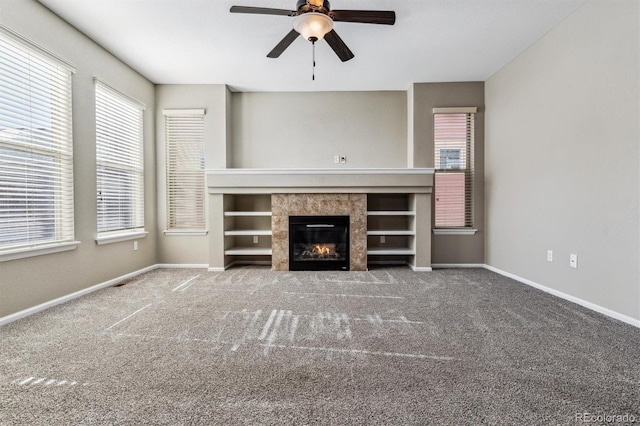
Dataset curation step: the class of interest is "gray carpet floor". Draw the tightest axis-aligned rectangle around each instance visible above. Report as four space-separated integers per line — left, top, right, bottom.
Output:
0 267 639 425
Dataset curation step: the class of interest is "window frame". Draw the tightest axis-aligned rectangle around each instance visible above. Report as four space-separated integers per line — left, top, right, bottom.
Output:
164 109 207 235
432 107 477 235
0 26 79 262
94 79 147 245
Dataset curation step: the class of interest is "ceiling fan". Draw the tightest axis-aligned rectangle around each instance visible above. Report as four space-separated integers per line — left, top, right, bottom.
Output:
230 0 396 63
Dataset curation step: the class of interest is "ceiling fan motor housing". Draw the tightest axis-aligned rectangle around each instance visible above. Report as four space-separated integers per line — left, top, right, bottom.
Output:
297 0 331 14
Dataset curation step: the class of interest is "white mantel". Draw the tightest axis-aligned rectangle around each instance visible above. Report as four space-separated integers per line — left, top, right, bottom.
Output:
206 168 434 194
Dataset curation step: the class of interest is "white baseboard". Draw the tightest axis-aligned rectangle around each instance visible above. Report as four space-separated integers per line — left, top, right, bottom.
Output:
484 264 640 329
157 263 209 269
432 263 485 269
407 263 433 272
0 264 159 327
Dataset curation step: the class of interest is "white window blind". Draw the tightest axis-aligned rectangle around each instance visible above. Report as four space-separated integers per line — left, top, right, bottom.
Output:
165 110 206 231
434 111 475 228
0 29 75 252
95 80 145 236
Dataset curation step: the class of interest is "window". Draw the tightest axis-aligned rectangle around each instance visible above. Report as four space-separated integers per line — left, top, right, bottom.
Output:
433 108 476 230
164 109 206 232
95 80 145 242
0 28 75 258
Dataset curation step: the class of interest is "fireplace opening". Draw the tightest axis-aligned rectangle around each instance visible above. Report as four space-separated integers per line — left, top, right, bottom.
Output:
289 216 350 271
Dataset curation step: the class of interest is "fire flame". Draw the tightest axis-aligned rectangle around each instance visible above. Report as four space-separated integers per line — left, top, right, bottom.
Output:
313 244 333 255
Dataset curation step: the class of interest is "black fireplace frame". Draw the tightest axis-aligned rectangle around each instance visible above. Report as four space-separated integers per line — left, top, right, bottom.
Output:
289 215 350 271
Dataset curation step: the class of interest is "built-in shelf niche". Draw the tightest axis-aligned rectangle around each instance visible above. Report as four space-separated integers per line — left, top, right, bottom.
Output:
221 192 421 265
223 194 272 257
367 193 416 258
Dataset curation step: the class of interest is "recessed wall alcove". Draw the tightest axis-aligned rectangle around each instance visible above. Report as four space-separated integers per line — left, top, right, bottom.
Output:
206 168 434 271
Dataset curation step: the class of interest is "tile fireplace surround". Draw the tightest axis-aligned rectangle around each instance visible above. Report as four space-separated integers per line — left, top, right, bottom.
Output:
206 168 434 271
272 193 367 271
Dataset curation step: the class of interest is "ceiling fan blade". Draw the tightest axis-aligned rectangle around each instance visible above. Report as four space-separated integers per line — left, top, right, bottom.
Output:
230 6 296 17
331 10 396 25
267 29 300 58
324 29 354 62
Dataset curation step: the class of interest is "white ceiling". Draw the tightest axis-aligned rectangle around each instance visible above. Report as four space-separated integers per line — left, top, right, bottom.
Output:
37 0 587 92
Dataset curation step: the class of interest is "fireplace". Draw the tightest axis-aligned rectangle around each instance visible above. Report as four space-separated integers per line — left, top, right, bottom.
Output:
289 216 350 271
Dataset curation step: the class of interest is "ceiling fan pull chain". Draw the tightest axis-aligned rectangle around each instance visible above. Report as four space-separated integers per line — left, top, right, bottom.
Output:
312 39 316 81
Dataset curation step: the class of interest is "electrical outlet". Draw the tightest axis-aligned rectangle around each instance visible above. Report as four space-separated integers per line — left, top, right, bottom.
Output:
133 241 138 251
570 254 578 269
339 155 347 164
334 155 340 164
547 250 553 262
253 235 259 244
380 235 386 244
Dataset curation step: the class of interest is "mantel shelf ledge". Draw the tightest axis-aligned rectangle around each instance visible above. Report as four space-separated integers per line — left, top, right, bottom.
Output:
206 168 434 194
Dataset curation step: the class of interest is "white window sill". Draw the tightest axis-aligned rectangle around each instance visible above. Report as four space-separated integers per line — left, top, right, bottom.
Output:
433 228 478 236
0 241 81 263
164 230 208 236
96 230 148 245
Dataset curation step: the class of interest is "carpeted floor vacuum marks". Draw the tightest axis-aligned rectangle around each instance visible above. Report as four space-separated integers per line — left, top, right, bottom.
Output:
1 268 639 425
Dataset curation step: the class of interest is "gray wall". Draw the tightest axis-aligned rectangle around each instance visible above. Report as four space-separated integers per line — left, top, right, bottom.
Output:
408 83 485 265
230 91 407 168
485 0 639 320
155 85 231 265
0 0 157 318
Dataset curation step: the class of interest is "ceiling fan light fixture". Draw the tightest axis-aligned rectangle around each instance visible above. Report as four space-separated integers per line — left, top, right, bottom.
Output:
293 12 333 41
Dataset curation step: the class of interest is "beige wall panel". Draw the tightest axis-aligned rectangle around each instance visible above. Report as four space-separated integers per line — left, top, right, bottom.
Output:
155 84 231 265
408 82 485 265
485 0 639 320
230 91 407 169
